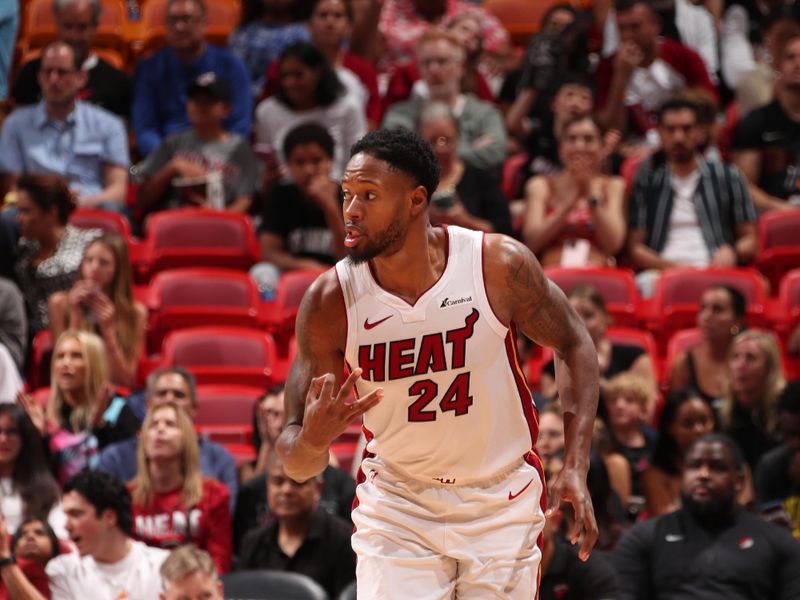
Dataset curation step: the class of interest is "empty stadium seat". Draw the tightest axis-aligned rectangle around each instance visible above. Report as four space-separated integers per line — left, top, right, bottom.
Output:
138 209 258 280
69 208 134 239
647 268 768 349
756 209 800 292
159 326 276 388
220 570 327 600
264 268 327 332
194 383 263 447
146 268 261 351
772 269 800 338
545 267 641 327
484 0 554 45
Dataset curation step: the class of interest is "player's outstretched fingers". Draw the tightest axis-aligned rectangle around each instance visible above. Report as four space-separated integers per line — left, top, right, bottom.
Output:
306 374 328 405
346 387 383 420
336 368 363 404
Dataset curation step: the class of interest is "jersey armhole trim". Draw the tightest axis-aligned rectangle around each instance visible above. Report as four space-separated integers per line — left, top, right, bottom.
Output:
478 232 509 337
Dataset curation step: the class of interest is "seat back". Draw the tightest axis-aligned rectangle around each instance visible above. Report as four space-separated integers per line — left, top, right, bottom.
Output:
267 268 326 331
194 383 263 445
663 328 703 384
69 208 134 240
221 570 328 600
147 269 260 350
484 0 554 45
756 209 800 290
545 267 640 327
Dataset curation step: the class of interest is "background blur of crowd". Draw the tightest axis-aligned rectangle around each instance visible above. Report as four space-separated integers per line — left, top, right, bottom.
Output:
1 0 800 597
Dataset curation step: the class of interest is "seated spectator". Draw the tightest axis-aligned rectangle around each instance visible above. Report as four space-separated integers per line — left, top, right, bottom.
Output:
255 41 366 178
0 2 17 101
257 123 345 275
601 0 718 85
0 277 25 393
11 0 131 118
0 517 62 599
602 373 656 502
229 0 310 98
722 330 786 470
0 42 129 211
384 12 494 110
672 86 722 163
627 99 757 296
586 450 628 551
241 385 286 484
97 367 238 511
613 434 800 599
670 285 746 407
13 174 102 333
350 0 510 77
160 544 223 600
640 390 716 517
503 6 592 147
732 33 800 212
539 498 620 599
383 29 507 172
47 470 168 598
0 404 65 537
130 402 232 574
20 330 139 484
592 419 633 517
48 234 146 388
132 0 252 157
263 0 382 129
595 0 717 145
522 115 626 267
134 74 259 215
755 379 800 535
238 453 356 599
540 285 657 417
536 402 565 483
419 102 512 234
233 384 355 549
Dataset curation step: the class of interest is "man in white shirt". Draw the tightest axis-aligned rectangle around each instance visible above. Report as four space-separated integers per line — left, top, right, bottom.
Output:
627 98 757 295
0 470 167 599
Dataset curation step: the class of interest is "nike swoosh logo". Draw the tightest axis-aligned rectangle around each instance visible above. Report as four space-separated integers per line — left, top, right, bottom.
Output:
364 315 393 330
508 478 533 501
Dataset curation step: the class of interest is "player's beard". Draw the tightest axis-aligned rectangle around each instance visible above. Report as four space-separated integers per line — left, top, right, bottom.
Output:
346 217 407 264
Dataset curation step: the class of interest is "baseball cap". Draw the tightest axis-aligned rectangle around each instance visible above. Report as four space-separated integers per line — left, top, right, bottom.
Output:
186 72 231 103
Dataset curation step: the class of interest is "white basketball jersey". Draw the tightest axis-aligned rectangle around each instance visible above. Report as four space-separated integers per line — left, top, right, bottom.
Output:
335 226 539 484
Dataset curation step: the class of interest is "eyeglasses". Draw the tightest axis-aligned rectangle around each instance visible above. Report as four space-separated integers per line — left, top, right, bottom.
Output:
0 428 20 438
167 13 202 24
40 67 78 78
428 136 456 149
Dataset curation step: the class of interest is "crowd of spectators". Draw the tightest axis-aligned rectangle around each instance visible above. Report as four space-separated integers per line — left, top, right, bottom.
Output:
1 0 800 597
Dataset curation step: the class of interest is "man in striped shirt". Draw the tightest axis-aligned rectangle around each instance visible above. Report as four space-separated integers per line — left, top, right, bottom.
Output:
627 98 757 296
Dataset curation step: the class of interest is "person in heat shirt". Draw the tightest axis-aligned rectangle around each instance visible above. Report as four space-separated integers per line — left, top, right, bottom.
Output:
130 403 231 574
277 127 600 598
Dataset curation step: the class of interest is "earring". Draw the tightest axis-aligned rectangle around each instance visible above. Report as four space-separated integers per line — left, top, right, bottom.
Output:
730 325 741 336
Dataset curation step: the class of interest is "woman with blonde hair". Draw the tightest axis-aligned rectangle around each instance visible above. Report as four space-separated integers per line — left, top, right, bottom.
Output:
721 330 786 470
19 330 139 485
130 402 232 574
48 234 147 387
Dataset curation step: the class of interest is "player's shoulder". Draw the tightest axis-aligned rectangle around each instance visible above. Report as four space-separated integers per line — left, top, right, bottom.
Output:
301 267 344 312
297 267 347 343
482 232 535 276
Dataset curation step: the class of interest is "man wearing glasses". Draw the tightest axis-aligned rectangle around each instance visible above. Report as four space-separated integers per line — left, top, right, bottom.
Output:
0 40 129 211
131 0 251 157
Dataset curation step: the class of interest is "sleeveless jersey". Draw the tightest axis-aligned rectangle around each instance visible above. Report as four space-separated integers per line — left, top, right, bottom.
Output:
335 226 539 484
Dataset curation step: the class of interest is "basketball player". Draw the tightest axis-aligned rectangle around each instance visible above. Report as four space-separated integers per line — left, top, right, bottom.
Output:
277 128 599 598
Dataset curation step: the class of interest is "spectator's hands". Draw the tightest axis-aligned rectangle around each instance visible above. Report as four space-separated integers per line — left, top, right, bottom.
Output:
67 280 94 309
711 244 737 267
0 514 10 560
305 175 340 210
601 129 622 162
547 467 598 561
86 291 116 331
615 41 644 78
170 157 207 180
17 390 46 436
299 369 383 452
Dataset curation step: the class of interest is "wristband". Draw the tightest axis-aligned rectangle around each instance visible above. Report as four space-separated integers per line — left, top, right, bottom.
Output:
0 555 16 569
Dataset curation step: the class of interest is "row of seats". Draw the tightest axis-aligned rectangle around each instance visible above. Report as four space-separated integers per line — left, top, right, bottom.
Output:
15 0 242 70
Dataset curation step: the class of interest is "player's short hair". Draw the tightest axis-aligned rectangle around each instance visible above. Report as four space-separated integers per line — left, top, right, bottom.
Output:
350 128 441 202
63 470 133 536
283 122 335 160
161 545 218 586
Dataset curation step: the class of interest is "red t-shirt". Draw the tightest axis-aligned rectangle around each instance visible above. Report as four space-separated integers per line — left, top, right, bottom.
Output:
131 478 231 574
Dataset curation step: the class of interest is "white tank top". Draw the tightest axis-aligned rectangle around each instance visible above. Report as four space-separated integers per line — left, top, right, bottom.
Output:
335 226 539 484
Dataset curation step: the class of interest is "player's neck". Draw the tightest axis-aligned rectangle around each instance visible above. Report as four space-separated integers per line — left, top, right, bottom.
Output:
370 225 446 305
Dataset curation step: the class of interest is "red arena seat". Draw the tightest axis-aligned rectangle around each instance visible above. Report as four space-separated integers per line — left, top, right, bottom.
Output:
756 209 800 292
544 267 641 327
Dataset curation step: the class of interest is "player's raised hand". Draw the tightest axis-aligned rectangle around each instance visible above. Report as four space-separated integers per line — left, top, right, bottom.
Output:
300 368 383 450
547 468 598 561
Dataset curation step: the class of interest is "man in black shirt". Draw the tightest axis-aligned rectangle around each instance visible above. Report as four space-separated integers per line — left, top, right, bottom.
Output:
613 433 800 599
732 33 800 212
755 379 800 536
258 123 345 270
238 454 356 599
12 0 131 118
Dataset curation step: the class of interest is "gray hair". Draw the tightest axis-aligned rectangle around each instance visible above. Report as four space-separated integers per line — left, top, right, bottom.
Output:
145 367 197 407
161 545 218 587
53 0 101 25
418 101 459 130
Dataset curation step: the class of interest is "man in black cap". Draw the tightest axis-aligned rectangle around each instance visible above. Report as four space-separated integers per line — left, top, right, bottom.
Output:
134 71 260 215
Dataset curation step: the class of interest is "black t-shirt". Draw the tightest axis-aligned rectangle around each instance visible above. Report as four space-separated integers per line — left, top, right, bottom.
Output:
454 165 513 235
12 56 132 119
540 537 620 600
239 507 356 598
259 183 337 265
755 443 800 505
732 99 800 200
